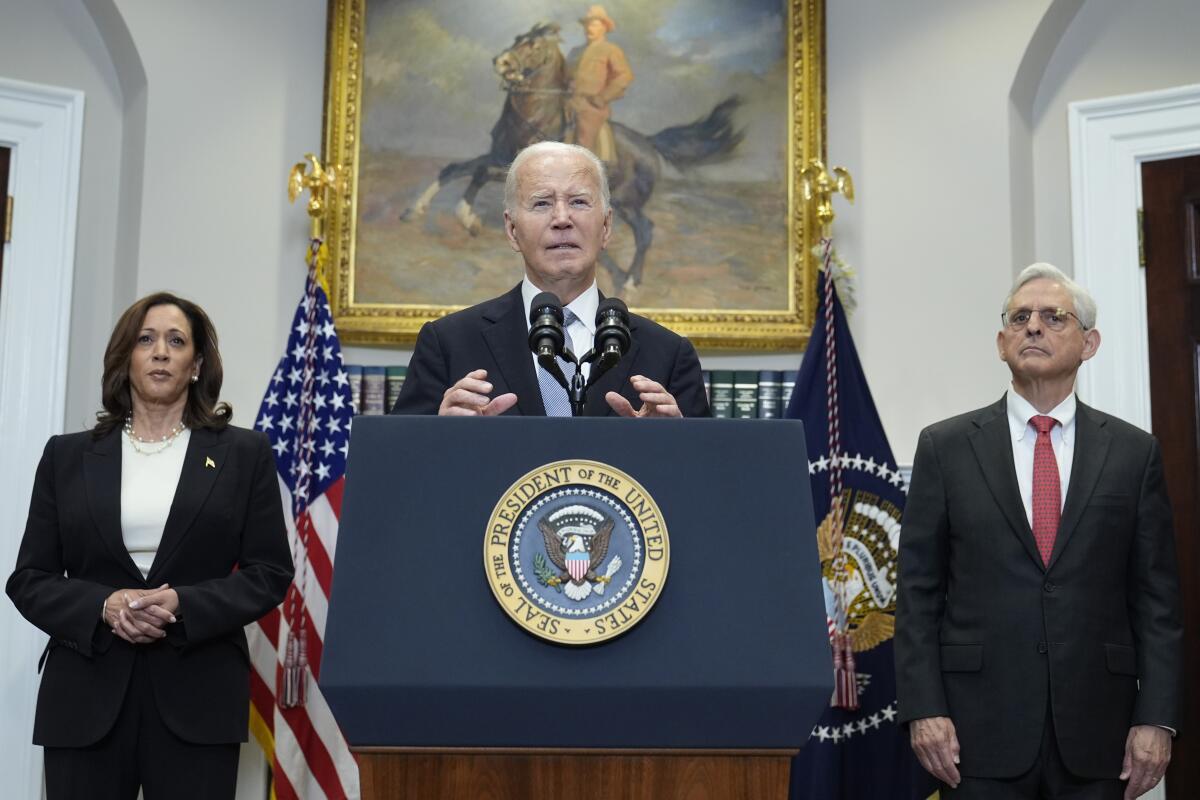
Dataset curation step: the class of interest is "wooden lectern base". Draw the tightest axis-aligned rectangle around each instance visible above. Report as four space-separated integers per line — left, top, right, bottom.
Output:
356 747 798 800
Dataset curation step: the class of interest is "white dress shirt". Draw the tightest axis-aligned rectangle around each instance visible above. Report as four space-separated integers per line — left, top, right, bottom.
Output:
1006 387 1075 528
521 277 598 381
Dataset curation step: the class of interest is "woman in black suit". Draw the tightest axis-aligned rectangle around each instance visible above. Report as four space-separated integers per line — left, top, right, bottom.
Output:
6 292 293 800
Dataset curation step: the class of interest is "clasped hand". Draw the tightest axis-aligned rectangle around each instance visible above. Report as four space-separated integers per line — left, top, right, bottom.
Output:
103 584 180 644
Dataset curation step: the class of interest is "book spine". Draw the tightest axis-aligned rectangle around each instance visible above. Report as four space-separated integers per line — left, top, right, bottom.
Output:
709 371 734 418
757 370 783 418
733 371 759 419
362 366 386 415
781 370 799 414
346 365 363 415
385 366 408 413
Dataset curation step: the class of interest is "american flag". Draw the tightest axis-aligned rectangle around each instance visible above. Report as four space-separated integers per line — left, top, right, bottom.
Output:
248 256 360 800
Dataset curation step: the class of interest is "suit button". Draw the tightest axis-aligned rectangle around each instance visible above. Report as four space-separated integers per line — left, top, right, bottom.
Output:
1037 641 1048 653
1043 582 1057 593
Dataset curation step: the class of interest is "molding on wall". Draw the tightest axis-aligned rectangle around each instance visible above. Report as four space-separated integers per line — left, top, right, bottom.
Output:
0 75 84 800
1068 82 1200 431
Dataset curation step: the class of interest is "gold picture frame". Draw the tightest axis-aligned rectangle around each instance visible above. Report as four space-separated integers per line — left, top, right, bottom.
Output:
322 0 825 349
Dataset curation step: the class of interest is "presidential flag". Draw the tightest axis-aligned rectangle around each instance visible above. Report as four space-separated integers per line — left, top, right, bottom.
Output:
785 252 937 799
248 249 360 800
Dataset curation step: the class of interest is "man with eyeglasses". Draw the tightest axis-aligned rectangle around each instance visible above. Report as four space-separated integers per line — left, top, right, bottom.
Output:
896 263 1182 799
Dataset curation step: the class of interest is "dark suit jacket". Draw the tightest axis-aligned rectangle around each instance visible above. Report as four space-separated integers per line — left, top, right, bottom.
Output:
895 396 1183 779
6 425 293 747
390 283 710 417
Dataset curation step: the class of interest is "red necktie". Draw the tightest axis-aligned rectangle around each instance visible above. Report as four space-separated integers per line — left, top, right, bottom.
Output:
1030 415 1061 566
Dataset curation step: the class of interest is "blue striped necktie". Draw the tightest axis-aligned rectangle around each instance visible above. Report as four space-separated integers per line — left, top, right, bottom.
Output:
537 309 578 417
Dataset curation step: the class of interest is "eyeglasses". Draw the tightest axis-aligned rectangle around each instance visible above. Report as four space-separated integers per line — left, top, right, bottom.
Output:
1001 308 1086 332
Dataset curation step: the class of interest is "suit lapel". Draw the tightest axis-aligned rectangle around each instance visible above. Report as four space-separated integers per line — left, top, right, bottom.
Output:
482 285 545 416
148 428 228 580
83 428 145 583
967 397 1045 570
1048 401 1110 569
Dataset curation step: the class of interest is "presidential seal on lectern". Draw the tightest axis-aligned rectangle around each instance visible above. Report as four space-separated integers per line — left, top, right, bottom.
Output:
484 460 669 645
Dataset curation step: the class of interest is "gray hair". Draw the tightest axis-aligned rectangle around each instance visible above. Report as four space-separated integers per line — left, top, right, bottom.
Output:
503 141 610 213
1002 262 1097 330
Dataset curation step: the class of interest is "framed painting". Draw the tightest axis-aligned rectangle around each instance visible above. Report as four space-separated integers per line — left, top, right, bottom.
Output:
322 0 825 349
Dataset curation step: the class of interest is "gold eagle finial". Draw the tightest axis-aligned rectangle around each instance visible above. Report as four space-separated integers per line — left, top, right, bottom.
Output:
288 154 339 239
800 159 855 234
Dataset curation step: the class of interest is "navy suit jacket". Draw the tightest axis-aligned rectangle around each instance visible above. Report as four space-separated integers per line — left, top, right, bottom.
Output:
6 425 293 747
895 396 1183 779
391 284 710 417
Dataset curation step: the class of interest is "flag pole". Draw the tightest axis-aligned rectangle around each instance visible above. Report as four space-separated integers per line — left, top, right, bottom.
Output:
279 154 339 709
800 158 859 709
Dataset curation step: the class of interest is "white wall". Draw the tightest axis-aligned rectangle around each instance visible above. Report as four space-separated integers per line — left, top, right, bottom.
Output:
0 0 126 431
115 0 328 425
1033 0 1200 270
824 0 1052 462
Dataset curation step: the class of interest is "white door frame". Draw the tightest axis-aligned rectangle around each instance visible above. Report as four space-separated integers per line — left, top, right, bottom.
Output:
1068 83 1200 432
0 76 84 800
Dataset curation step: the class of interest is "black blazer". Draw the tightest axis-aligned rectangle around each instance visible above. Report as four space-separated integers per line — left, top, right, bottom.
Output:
6 425 293 747
390 284 710 417
895 396 1183 779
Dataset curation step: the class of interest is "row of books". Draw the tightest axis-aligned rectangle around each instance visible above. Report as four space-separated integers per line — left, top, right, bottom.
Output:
704 370 798 419
343 366 799 419
345 365 407 416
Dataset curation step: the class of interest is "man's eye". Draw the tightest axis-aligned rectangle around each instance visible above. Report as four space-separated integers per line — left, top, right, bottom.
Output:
1012 311 1031 324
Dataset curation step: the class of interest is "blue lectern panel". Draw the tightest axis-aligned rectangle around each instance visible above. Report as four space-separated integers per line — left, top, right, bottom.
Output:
321 416 831 748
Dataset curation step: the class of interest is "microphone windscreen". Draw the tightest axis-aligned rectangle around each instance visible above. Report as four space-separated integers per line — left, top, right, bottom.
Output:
529 292 564 323
595 297 629 325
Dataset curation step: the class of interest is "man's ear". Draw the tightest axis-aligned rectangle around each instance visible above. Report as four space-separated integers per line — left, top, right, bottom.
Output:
504 210 521 253
600 207 612 250
1080 327 1101 362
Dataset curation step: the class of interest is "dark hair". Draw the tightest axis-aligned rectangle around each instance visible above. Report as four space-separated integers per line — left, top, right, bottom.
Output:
94 292 232 438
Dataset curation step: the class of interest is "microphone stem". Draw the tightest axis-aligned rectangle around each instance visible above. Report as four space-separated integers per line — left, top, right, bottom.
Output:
569 370 587 416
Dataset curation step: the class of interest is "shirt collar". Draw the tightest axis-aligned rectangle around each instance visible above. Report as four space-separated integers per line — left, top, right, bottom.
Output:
1006 386 1077 441
521 278 599 334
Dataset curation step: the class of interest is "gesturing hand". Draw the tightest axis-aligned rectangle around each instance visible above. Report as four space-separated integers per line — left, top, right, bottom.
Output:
605 375 682 418
439 369 518 416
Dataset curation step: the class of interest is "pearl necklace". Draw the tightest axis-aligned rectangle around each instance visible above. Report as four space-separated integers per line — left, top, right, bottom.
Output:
123 416 187 456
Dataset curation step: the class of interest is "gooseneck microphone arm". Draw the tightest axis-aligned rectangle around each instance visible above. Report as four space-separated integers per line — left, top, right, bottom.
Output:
528 292 586 414
580 297 632 391
529 294 633 416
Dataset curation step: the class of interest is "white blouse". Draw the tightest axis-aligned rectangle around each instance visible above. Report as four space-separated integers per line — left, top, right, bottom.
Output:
120 428 191 578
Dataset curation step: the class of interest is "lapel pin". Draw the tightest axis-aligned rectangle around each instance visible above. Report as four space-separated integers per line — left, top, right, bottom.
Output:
205 456 216 469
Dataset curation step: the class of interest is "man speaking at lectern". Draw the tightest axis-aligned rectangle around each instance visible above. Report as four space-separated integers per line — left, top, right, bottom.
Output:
390 141 708 418
895 264 1182 799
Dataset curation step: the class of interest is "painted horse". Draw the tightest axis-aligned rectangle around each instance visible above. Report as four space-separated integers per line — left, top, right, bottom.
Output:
402 22 743 290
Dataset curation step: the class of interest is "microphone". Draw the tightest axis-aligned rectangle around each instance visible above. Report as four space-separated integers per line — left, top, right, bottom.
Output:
528 292 565 359
594 297 631 363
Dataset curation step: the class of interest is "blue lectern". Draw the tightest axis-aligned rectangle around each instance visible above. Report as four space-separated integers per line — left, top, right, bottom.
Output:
322 416 831 799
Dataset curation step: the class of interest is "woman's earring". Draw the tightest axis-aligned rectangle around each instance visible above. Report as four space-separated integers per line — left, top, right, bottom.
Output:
190 374 199 384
